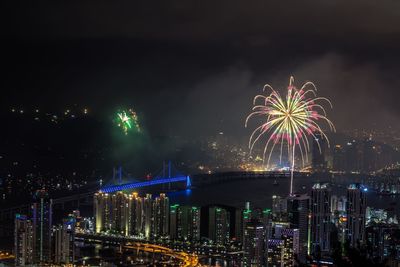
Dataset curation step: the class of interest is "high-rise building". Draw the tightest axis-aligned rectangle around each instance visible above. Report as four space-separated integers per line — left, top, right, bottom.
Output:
128 192 143 236
281 228 300 266
170 204 183 240
261 208 272 245
267 239 284 267
189 206 201 242
112 191 129 236
170 205 201 242
32 189 52 264
143 193 155 239
272 195 287 221
268 222 299 267
208 206 230 246
310 183 331 255
93 192 175 240
346 183 367 247
53 216 75 265
94 192 112 233
154 193 169 239
235 205 252 244
286 194 309 262
14 214 33 266
243 219 266 267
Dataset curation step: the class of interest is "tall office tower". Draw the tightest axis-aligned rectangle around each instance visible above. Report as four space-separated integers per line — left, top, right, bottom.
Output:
112 191 129 236
14 214 33 266
271 221 290 237
128 192 143 236
170 205 201 241
262 209 272 242
267 239 284 267
312 133 327 172
268 223 299 267
154 193 169 239
281 228 300 267
243 219 266 267
272 195 287 221
143 194 155 239
235 209 242 242
261 208 272 225
32 189 53 264
53 216 75 265
242 208 252 237
94 192 112 233
209 207 230 246
346 184 367 247
310 183 332 255
287 194 309 262
235 202 252 244
234 206 252 244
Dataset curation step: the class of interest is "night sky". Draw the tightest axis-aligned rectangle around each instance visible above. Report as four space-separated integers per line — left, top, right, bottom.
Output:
3 0 400 137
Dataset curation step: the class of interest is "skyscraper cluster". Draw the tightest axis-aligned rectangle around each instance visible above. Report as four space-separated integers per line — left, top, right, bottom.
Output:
310 132 399 175
94 192 200 242
13 183 375 266
239 183 369 266
316 138 397 174
14 190 77 266
236 204 300 266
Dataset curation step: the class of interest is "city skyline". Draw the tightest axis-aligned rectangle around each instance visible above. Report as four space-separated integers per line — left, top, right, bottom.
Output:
2 1 400 266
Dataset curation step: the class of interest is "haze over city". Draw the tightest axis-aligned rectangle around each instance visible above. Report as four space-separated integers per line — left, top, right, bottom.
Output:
1 1 400 267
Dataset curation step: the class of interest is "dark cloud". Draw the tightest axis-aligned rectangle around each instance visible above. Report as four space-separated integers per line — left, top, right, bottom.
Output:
2 0 400 138
5 1 400 43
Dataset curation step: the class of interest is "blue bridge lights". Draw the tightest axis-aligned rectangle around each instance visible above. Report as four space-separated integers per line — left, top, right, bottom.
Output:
100 175 191 193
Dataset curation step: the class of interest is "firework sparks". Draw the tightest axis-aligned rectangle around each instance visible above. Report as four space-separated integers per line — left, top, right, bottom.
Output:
245 76 335 195
116 109 141 135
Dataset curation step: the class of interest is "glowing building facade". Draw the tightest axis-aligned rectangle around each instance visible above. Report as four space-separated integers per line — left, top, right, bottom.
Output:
346 183 367 247
287 194 309 262
243 219 266 267
208 206 230 246
128 192 143 236
53 216 75 264
112 191 129 235
170 204 201 241
94 192 111 233
32 190 53 264
143 193 155 239
14 214 33 266
154 193 169 238
310 183 332 254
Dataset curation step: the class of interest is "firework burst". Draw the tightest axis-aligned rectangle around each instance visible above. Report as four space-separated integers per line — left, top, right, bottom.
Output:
245 76 335 195
116 109 141 135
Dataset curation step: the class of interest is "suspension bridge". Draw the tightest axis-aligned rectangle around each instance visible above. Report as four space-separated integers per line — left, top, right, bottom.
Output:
99 161 191 193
